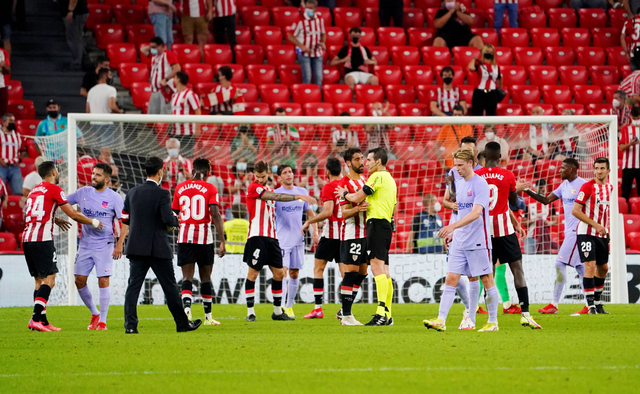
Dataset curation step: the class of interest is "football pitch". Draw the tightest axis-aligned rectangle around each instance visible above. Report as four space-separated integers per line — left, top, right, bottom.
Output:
1 303 639 394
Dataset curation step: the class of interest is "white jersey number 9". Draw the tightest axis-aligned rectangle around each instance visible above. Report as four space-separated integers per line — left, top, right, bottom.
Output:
488 184 499 211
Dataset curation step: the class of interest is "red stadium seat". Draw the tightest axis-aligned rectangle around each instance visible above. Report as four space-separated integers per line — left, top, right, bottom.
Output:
390 46 421 66
589 65 620 86
536 159 563 180
408 27 435 47
353 27 376 46
272 102 302 116
458 85 475 104
530 28 560 47
471 28 498 46
377 27 406 47
420 47 451 66
396 103 425 116
603 84 618 103
403 8 425 28
403 65 433 85
246 64 276 85
500 65 527 86
367 103 398 116
355 84 385 104
258 84 290 103
114 4 145 25
500 28 529 47
278 65 302 85
130 82 152 110
609 8 629 30
335 102 366 116
572 85 603 105
213 63 245 82
385 84 415 105
452 46 480 67
575 46 605 66
93 24 125 49
369 46 390 64
126 24 156 47
406 159 441 178
239 6 270 26
233 83 258 102
235 25 252 45
0 233 16 252
194 82 216 96
325 27 345 46
510 85 540 105
542 85 573 104
558 66 588 85
106 43 136 68
528 65 558 86
548 8 577 29
433 65 464 85
415 85 435 104
334 7 363 28
364 7 380 28
292 84 322 103
622 65 633 79
507 159 534 179
271 7 300 28
578 8 607 28
322 84 353 104
16 119 39 137
86 5 113 30
5 81 23 101
519 10 547 29
606 47 628 67
235 45 265 65
203 44 233 65
592 27 621 48
624 215 640 245
467 8 486 28
555 103 585 115
415 0 446 6
524 103 555 115
265 45 296 66
544 47 575 67
303 103 334 116
586 103 611 115
118 62 149 89
253 26 283 46
630 197 640 215
322 65 341 84
173 44 201 64
7 100 35 120
496 103 523 116
182 63 213 84
355 0 378 7
244 102 271 116
262 0 286 6
494 47 513 65
394 141 426 160
385 159 404 179
374 65 403 85
561 28 591 48
628 232 640 249
514 46 543 66
424 8 439 27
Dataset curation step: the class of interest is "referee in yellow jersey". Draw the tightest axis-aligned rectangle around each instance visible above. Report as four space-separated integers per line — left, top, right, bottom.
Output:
336 147 397 326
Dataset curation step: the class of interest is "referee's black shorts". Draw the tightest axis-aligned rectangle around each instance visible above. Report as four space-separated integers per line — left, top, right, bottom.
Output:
177 243 215 267
366 219 392 265
23 241 58 278
491 233 522 266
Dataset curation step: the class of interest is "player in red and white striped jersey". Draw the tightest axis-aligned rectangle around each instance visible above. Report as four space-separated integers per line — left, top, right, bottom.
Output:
619 106 640 202
201 65 245 115
430 66 467 116
22 161 103 332
288 0 326 85
475 142 541 328
619 70 640 105
573 157 613 314
172 158 225 325
301 158 345 319
141 37 181 115
243 161 315 322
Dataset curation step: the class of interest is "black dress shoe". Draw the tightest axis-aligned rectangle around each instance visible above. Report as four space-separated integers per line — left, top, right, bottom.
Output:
125 328 139 334
177 319 202 332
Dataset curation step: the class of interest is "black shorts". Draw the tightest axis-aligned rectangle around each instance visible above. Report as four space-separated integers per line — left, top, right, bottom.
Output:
437 31 477 49
315 237 342 263
243 236 283 270
23 241 58 278
577 235 609 266
340 238 367 266
177 243 215 267
366 219 393 264
491 233 523 265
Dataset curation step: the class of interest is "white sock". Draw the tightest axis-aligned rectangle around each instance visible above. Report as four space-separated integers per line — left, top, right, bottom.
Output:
486 286 500 324
247 307 255 316
99 287 110 324
273 305 282 315
553 260 567 305
286 278 299 309
503 301 512 309
78 286 99 315
468 280 480 324
456 279 470 310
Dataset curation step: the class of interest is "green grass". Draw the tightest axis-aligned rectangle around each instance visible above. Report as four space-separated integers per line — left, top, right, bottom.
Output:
1 303 639 394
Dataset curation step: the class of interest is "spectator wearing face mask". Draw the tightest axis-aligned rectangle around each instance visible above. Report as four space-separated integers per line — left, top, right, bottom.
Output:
430 66 466 116
36 99 85 162
406 194 444 254
0 113 27 195
619 106 640 203
477 125 509 166
163 137 193 191
434 0 483 50
469 44 502 117
81 56 110 97
612 89 632 130
141 37 181 115
330 27 378 93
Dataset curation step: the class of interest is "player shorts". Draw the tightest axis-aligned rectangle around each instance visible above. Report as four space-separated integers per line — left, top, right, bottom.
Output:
177 243 215 267
181 15 208 36
447 247 493 278
340 238 367 266
243 236 283 270
345 71 374 85
577 234 609 266
74 242 115 277
366 219 392 264
282 244 305 270
314 237 341 263
557 232 583 268
23 241 58 278
491 233 522 266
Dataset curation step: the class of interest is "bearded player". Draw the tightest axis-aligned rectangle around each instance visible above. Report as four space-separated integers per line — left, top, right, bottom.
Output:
476 142 541 329
172 158 226 325
244 161 316 321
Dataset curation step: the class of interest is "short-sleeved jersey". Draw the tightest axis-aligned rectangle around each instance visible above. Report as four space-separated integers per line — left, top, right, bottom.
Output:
22 182 69 243
365 170 397 223
172 180 219 244
171 88 200 136
619 124 640 169
575 180 613 238
450 174 492 251
475 166 516 237
150 50 179 92
339 175 367 240
67 186 124 248
446 164 483 225
552 176 586 234
274 186 309 248
246 181 276 239
320 180 343 239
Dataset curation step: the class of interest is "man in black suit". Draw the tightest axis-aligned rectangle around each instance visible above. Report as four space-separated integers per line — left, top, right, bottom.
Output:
122 157 201 333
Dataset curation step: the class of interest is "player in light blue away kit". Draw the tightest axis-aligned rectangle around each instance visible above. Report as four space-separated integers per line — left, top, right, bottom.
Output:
66 163 128 330
274 164 319 318
424 147 501 332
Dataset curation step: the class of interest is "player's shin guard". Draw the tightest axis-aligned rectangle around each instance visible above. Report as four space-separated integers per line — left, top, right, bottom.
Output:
181 280 193 310
313 278 324 309
468 280 480 324
201 282 213 317
594 277 605 305
495 264 511 307
515 286 530 314
385 277 393 318
485 286 500 323
583 277 595 307
245 279 255 315
374 274 389 316
272 280 283 314
99 287 110 323
456 279 470 310
341 272 357 316
78 286 99 315
553 261 567 306
437 285 457 322
33 285 51 324
286 277 299 309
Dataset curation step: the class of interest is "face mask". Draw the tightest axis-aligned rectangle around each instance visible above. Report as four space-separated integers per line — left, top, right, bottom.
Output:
351 36 360 44
310 204 318 212
237 162 247 171
47 111 59 118
372 110 381 116
167 149 179 158
485 131 495 140
272 165 279 173
433 202 442 212
305 9 314 18
6 122 16 131
442 77 453 85
612 98 621 108
150 47 158 55
483 53 494 60
632 119 640 126
445 2 455 9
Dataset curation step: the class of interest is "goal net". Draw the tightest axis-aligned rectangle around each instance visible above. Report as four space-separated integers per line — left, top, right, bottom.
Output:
39 113 626 307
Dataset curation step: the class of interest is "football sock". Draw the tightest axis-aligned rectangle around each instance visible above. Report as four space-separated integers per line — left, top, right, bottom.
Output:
437 285 456 322
33 290 37 301
201 282 213 317
281 276 288 307
385 277 393 318
515 286 530 314
33 284 51 324
553 260 567 306
495 264 510 307
181 280 193 311
485 286 500 323
353 274 366 301
478 281 484 301
245 279 255 316
286 277 299 309
576 264 586 297
99 287 110 324
77 285 99 315
313 278 324 309
594 276 605 305
456 278 470 310
468 280 480 324
341 272 357 316
583 277 595 307
374 274 389 316
272 280 283 315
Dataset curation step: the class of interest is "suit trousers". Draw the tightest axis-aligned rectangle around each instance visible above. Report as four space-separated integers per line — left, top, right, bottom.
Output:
124 256 189 330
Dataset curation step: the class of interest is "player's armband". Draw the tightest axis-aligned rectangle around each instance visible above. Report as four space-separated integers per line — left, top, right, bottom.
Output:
363 185 374 195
